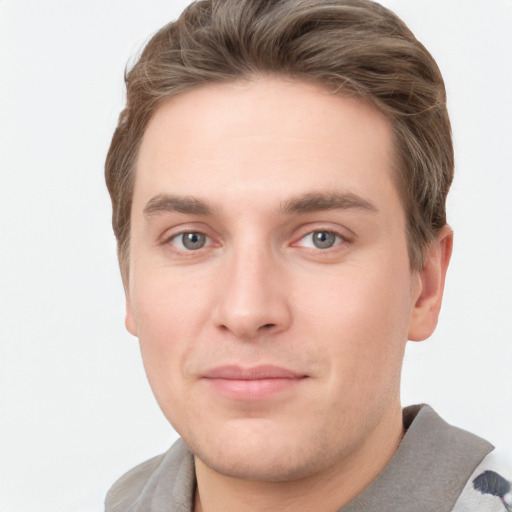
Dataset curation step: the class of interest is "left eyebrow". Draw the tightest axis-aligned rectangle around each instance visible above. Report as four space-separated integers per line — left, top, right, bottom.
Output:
279 191 378 215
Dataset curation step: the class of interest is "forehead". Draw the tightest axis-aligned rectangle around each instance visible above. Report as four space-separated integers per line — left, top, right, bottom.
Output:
134 77 400 218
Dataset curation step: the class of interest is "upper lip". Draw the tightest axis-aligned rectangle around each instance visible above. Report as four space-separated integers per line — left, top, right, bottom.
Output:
202 365 306 380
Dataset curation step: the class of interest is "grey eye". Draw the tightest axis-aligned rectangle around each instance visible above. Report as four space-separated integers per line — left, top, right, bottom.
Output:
181 232 207 250
312 231 337 249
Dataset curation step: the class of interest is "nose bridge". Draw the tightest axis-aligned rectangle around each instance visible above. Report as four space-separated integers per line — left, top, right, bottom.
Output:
214 236 290 338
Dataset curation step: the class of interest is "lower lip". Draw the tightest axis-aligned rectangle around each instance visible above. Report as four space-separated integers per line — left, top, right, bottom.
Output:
203 377 305 400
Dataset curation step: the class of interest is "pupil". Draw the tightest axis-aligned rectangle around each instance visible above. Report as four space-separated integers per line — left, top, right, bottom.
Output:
183 232 205 250
313 231 335 249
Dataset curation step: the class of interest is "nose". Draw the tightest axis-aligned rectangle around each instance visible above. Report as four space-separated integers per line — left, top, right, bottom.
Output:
212 244 292 340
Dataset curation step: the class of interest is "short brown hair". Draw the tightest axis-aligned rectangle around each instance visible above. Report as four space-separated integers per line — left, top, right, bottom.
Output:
105 0 453 276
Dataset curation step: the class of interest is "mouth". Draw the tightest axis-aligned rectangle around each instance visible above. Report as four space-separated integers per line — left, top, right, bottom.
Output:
201 365 308 400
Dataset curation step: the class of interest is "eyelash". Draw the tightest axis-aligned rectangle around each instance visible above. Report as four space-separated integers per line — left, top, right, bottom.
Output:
164 228 349 254
293 230 348 250
165 231 214 252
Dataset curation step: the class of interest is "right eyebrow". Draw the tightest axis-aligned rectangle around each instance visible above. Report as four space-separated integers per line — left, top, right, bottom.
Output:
143 194 213 217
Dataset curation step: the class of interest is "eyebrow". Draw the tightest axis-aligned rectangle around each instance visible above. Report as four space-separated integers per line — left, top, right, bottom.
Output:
279 191 377 215
143 194 213 216
143 191 377 218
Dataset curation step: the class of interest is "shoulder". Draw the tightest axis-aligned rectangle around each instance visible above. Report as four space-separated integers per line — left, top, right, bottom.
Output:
104 439 195 512
451 449 512 512
105 453 166 511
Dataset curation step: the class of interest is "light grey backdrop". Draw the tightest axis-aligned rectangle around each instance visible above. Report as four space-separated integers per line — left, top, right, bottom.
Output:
0 1 511 511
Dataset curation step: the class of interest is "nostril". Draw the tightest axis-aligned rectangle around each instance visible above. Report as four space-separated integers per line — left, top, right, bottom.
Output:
261 323 275 330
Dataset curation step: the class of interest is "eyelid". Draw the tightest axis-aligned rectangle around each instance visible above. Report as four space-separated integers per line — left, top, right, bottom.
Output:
160 224 218 253
294 230 346 249
291 223 353 246
170 231 212 251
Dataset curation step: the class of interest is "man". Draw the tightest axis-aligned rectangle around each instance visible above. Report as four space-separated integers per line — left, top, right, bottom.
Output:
103 0 510 511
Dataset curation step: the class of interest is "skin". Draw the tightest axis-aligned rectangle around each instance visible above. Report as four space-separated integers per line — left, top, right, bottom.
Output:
125 77 452 512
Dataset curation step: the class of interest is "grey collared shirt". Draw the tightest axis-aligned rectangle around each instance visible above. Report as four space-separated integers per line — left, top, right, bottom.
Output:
105 405 495 512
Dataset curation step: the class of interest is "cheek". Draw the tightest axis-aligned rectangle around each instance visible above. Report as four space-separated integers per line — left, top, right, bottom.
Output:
298 262 413 383
131 267 210 338
129 274 211 395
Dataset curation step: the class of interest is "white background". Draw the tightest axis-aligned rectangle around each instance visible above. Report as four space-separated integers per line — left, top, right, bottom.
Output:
0 1 511 511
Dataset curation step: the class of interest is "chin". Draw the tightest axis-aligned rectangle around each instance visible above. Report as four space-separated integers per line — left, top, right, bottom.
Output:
182 419 342 483
196 445 326 483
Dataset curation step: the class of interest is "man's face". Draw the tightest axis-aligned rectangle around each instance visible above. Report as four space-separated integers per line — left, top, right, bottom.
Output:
126 78 426 482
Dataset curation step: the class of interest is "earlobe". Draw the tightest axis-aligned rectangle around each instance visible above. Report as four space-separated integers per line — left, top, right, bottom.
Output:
118 249 138 337
408 225 453 342
124 285 138 337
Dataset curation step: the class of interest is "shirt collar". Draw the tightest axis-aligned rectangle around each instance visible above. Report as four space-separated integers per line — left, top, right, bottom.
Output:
110 404 493 512
341 404 493 512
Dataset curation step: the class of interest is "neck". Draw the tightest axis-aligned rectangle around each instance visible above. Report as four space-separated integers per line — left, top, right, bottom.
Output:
194 403 404 512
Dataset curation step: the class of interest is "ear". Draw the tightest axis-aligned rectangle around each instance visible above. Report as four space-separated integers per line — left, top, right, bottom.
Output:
408 225 453 341
118 248 138 337
125 288 138 337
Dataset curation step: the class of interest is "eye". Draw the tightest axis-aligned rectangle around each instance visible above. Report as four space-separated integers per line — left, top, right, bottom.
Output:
170 232 210 251
298 230 344 249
